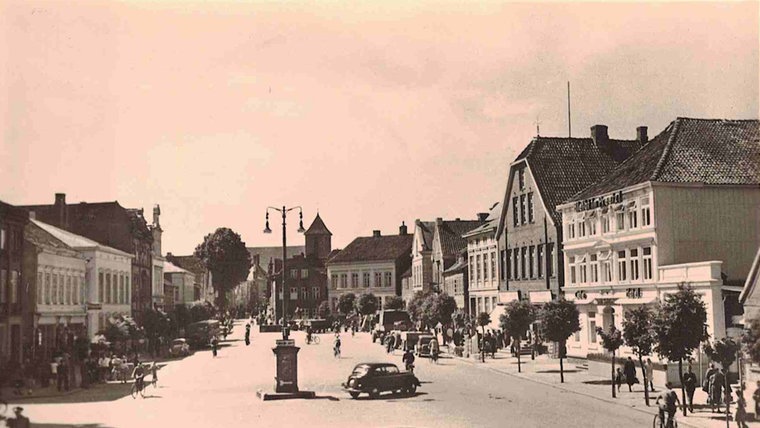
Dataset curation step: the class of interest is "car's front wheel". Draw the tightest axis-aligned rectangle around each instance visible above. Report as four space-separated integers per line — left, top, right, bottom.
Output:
369 387 380 399
349 392 360 399
406 383 417 396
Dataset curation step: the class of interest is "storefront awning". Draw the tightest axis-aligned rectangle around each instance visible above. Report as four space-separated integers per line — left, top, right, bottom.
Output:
498 291 520 303
529 290 553 304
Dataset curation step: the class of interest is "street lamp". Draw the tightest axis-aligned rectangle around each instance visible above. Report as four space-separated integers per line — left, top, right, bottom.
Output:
264 206 305 340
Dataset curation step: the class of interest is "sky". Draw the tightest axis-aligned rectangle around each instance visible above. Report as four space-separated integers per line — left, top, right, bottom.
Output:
1 0 758 254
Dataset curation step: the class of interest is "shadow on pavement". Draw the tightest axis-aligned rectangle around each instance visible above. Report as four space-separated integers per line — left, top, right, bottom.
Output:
312 395 341 401
7 383 135 405
535 369 580 374
361 391 428 401
582 379 613 386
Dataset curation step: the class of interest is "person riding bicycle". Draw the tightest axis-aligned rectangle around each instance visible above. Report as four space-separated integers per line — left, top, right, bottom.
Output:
656 382 681 428
306 326 313 344
402 349 415 372
133 363 146 393
333 334 342 357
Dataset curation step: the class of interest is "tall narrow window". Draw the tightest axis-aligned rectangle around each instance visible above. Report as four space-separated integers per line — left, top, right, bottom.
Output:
617 250 627 281
537 245 544 278
630 249 640 280
602 260 612 282
351 273 359 288
500 250 507 280
384 272 392 287
518 168 525 190
641 197 651 226
628 209 638 229
512 250 519 280
589 219 597 236
99 272 104 303
483 254 489 281
589 314 597 343
616 211 625 231
363 272 370 288
643 247 653 280
126 276 131 304
476 255 481 281
0 269 6 304
469 257 474 282
491 252 496 280
331 275 338 289
590 254 599 283
547 244 555 277
568 223 576 239
602 213 611 234
578 221 586 237
520 247 527 279
527 193 534 223
528 246 535 278
37 272 44 305
579 257 587 283
45 273 51 304
106 273 112 304
512 197 519 227
569 256 577 284
520 195 526 225
52 274 58 305
10 271 18 304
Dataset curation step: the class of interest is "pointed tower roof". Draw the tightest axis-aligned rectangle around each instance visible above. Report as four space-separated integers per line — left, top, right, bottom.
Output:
304 213 332 236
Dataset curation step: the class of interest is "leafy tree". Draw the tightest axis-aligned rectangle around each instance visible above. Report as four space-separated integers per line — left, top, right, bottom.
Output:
419 293 458 330
623 306 656 406
384 295 404 311
406 291 428 324
499 301 535 373
194 227 252 309
742 317 760 365
190 303 214 323
357 293 379 316
597 326 624 398
476 312 491 335
317 300 330 319
652 284 708 417
540 299 580 383
337 292 357 315
704 338 741 424
174 304 191 335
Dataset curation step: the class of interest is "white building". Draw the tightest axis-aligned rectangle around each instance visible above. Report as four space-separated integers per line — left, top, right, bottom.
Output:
31 219 134 340
557 118 760 359
164 261 196 306
463 205 501 315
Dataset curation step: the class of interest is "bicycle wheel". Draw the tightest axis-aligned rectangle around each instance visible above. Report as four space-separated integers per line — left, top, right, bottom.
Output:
652 414 659 428
130 383 138 399
313 336 320 344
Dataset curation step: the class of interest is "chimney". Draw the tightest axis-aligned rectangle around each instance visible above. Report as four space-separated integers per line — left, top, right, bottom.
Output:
637 126 648 145
399 222 408 235
455 218 461 221
436 217 443 226
477 212 489 222
373 230 382 238
29 211 36 220
54 193 66 227
590 125 609 150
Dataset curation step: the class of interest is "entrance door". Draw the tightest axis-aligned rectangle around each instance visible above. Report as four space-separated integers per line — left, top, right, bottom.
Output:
602 306 615 332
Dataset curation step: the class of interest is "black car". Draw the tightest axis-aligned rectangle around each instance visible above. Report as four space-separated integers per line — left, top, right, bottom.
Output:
341 363 421 399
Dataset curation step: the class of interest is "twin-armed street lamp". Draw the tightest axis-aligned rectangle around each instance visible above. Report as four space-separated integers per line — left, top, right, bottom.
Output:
263 206 305 340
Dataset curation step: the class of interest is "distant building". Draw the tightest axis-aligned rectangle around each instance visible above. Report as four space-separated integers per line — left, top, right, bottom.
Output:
20 194 155 323
409 220 435 300
165 254 213 306
430 216 485 294
463 206 500 315
163 261 196 306
327 224 412 313
442 250 469 313
150 205 166 310
0 200 30 365
558 118 759 358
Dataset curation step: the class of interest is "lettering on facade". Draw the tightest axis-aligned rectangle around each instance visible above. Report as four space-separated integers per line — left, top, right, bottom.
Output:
625 288 642 298
574 290 587 300
574 191 623 212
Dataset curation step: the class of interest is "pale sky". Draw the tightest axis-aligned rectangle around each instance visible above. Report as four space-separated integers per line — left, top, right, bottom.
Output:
1 1 758 254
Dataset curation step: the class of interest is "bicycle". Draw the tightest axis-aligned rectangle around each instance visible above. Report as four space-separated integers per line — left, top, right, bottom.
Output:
307 335 320 345
130 377 146 399
652 411 678 428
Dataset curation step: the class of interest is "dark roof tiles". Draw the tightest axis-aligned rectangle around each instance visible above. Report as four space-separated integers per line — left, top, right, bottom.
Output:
327 234 413 264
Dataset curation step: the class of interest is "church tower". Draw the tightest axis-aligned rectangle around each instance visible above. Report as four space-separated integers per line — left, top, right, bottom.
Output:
304 213 332 261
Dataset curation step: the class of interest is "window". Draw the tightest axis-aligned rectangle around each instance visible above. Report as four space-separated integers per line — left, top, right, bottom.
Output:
313 287 320 300
301 269 309 279
579 258 587 283
602 214 611 234
520 195 526 225
351 273 358 288
568 223 576 239
616 212 625 231
569 256 577 284
617 251 627 281
291 269 299 279
45 273 51 304
0 228 5 249
590 254 599 283
300 287 308 300
602 260 612 282
589 314 597 343
99 272 104 303
126 276 131 304
501 250 507 280
52 274 58 304
506 250 512 280
384 272 392 287
10 271 18 304
643 247 653 280
37 272 43 304
331 275 338 289
578 221 586 237
641 197 651 226
547 243 555 277
80 277 86 305
491 252 496 280
290 287 297 300
518 168 525 190
453 279 459 294
120 275 125 304
512 250 519 280
528 246 535 278
589 219 597 236
106 273 112 303
527 193 534 223
483 254 489 281
63 275 70 305
469 256 474 282
0 269 5 303
628 209 638 229
630 249 640 280
340 274 347 288
512 197 519 227
537 245 544 278
363 272 370 288
520 247 527 279
476 255 481 281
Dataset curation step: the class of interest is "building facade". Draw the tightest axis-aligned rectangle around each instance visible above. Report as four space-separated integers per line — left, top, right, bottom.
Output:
164 261 197 306
409 220 435 300
0 200 29 365
150 205 166 309
464 208 500 316
496 125 644 305
442 250 469 313
558 118 760 359
430 216 486 295
327 225 412 314
166 254 213 306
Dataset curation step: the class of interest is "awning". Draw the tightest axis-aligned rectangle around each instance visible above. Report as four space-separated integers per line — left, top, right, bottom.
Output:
529 290 553 304
499 291 520 303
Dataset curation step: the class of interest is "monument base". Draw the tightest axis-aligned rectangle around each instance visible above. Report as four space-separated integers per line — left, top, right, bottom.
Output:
256 389 316 401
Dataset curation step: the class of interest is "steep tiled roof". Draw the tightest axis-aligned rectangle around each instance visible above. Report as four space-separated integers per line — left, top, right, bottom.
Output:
164 261 191 274
464 202 501 238
569 118 760 202
418 221 436 250
438 220 484 256
443 257 468 275
327 234 413 264
167 254 207 275
304 213 332 236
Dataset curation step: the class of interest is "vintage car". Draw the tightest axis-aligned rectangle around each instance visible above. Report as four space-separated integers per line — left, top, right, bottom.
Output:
169 338 191 357
415 334 437 357
341 363 420 399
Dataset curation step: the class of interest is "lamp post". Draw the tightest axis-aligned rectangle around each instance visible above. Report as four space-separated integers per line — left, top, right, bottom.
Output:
264 206 305 340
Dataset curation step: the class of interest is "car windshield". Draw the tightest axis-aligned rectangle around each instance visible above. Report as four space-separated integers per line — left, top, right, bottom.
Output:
352 365 370 376
384 365 399 374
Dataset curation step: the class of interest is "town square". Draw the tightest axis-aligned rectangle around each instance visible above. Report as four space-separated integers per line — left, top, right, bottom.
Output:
1 1 759 427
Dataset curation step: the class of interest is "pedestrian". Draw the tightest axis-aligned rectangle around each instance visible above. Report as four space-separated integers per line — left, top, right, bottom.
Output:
710 367 726 413
736 385 749 428
624 356 637 392
50 357 59 388
753 381 760 417
683 365 698 412
385 335 395 354
615 368 624 393
429 336 440 363
57 358 69 392
704 363 717 404
8 406 31 428
656 382 681 428
211 336 219 357
645 358 655 392
245 323 251 346
402 349 415 372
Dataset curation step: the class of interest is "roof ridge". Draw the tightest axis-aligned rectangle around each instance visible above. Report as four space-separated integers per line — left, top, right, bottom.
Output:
651 118 682 180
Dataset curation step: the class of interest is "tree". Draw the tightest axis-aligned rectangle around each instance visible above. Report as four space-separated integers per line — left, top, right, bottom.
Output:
623 306 656 406
384 295 404 311
419 293 458 331
190 303 214 323
337 293 357 315
540 299 580 383
476 312 491 335
499 301 535 373
357 293 379 316
704 338 741 428
317 301 330 319
406 291 428 324
194 227 252 309
174 304 191 335
742 317 760 365
652 283 709 417
597 326 624 398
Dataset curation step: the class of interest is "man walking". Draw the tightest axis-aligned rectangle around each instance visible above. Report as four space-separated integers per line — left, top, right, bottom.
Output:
646 358 655 392
624 356 637 392
683 365 698 412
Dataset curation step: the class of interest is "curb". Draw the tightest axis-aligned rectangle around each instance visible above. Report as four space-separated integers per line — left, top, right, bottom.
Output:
447 352 707 428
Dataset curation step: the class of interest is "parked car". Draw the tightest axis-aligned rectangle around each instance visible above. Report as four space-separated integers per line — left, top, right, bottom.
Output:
341 363 420 399
415 334 436 358
372 310 411 343
169 338 191 357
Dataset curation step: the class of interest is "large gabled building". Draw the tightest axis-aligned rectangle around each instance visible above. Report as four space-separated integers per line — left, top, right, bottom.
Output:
495 125 644 305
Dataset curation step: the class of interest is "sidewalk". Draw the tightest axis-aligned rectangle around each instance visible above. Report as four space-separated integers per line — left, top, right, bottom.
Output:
447 348 753 428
